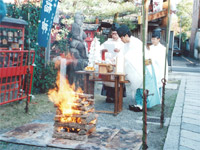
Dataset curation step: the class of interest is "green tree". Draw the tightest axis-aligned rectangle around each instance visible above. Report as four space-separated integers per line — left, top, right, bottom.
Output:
58 0 139 23
176 0 193 39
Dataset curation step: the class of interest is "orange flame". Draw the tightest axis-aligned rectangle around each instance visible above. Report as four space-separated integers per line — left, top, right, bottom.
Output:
48 72 83 123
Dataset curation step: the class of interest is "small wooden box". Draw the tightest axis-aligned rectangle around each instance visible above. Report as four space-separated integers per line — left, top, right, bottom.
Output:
98 63 108 74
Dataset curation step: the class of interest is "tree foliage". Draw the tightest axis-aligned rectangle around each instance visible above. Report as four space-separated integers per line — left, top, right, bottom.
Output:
176 0 193 38
4 0 140 94
59 0 139 22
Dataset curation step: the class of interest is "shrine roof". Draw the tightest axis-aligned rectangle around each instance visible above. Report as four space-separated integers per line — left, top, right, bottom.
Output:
1 17 28 25
83 24 100 31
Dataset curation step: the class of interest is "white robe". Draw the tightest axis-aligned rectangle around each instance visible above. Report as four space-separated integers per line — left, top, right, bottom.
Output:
101 38 124 62
101 38 124 87
124 36 161 107
123 36 152 97
149 43 168 88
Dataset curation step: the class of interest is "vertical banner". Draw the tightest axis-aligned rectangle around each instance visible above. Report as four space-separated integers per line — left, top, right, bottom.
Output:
38 0 59 47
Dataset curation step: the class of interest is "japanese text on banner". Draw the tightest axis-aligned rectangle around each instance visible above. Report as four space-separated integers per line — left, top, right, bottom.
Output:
38 0 58 47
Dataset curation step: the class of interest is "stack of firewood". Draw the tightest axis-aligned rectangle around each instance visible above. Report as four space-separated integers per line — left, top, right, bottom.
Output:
53 93 97 141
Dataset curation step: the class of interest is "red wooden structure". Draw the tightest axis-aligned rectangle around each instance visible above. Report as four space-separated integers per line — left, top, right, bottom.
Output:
0 17 35 105
83 24 100 51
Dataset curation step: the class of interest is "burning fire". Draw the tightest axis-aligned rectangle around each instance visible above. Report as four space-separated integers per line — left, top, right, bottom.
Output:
48 72 84 123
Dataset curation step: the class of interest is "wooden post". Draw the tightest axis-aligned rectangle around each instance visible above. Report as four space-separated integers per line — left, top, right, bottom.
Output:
142 0 149 149
160 0 171 128
84 74 89 94
114 75 119 115
25 0 30 113
119 83 123 112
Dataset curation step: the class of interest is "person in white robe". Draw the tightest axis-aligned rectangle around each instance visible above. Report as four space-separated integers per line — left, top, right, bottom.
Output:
100 23 126 103
117 25 160 112
149 29 168 102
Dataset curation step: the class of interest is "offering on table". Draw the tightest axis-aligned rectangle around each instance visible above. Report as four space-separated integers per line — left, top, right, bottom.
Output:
96 63 115 74
84 66 95 71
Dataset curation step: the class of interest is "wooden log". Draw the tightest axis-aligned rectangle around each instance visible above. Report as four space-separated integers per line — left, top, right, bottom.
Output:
78 126 96 135
74 99 94 105
54 98 94 107
80 101 89 105
86 98 94 102
73 101 93 108
78 93 93 99
56 111 97 120
54 125 96 135
54 122 87 129
54 112 95 119
72 105 94 112
74 98 82 103
54 108 95 117
54 122 96 131
54 114 97 126
81 114 97 124
53 131 88 141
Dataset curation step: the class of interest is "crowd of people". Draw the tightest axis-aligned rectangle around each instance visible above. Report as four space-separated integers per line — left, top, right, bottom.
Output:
100 23 167 112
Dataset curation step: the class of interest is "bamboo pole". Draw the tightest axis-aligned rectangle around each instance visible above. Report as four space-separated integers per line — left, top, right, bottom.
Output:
25 0 31 113
142 0 149 149
160 0 171 128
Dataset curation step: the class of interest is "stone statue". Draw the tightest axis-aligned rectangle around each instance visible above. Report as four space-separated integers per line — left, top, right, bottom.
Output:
67 12 88 88
70 13 87 52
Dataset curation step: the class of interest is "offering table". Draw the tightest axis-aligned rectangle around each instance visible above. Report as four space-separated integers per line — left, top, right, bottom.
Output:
76 70 129 115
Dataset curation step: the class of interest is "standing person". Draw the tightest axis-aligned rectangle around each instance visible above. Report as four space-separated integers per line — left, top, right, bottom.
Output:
149 29 168 101
0 0 6 22
116 25 160 112
101 23 126 103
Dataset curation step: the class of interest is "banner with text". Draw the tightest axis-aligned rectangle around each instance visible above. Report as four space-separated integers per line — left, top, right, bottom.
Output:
38 0 58 47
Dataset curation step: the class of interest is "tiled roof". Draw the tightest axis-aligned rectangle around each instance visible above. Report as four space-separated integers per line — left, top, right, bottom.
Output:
1 17 28 25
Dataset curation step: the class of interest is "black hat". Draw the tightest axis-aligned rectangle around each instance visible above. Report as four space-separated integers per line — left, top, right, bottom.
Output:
111 23 120 31
116 24 130 37
152 28 161 38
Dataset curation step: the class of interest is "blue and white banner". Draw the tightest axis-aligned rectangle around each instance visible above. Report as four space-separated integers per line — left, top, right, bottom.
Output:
38 0 59 47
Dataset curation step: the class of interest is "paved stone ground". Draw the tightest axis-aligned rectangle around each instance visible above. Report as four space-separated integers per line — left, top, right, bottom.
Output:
172 56 200 67
0 80 178 150
164 72 200 150
170 56 200 73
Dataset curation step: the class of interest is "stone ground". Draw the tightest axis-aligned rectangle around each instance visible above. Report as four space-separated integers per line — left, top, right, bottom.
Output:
164 72 200 150
0 81 179 150
172 55 200 67
0 54 199 150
